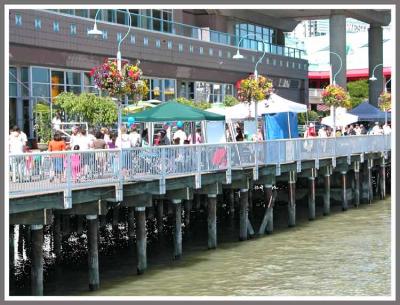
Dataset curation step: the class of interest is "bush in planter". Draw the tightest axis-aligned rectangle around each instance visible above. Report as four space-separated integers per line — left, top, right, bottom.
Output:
223 95 239 107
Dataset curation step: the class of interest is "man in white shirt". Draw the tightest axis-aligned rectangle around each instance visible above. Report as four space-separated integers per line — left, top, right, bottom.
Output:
173 121 187 145
370 122 381 135
9 126 25 182
128 124 142 147
383 123 391 135
318 126 327 138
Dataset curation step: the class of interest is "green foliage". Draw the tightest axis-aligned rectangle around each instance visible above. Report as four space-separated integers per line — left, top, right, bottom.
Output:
298 110 320 125
223 95 240 107
55 92 118 126
33 102 52 143
347 80 369 108
175 97 211 110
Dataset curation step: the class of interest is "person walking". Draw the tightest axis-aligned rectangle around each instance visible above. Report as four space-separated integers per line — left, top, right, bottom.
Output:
9 126 25 182
52 111 62 131
173 121 187 145
48 132 66 182
129 124 142 147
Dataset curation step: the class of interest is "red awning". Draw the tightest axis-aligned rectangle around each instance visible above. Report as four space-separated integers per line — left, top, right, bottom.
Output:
309 67 391 79
317 104 330 112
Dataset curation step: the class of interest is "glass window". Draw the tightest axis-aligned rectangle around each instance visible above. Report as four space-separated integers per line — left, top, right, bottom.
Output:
89 9 101 19
75 9 88 17
151 79 162 100
84 72 94 86
51 70 64 85
66 72 81 85
116 10 126 25
9 67 17 82
66 86 81 94
107 10 116 23
156 39 161 48
32 67 49 83
9 83 17 97
33 84 50 97
51 85 65 98
164 79 176 101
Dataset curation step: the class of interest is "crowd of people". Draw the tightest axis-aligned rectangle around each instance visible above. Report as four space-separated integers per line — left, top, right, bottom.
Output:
304 122 391 138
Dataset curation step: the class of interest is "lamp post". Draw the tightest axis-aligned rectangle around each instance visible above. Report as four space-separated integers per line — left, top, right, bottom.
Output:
370 71 391 124
88 9 132 139
328 51 343 137
232 33 268 140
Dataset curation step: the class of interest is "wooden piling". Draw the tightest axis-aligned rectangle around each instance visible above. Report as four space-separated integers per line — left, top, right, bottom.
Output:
207 195 217 249
18 224 24 256
288 171 296 227
135 207 147 275
248 182 254 215
112 206 119 227
172 200 182 259
308 169 316 220
31 224 43 296
184 200 192 228
76 215 84 235
323 171 331 216
353 161 360 207
239 189 249 241
86 215 99 291
380 158 386 200
228 189 235 216
9 225 15 269
259 185 274 235
341 171 348 211
157 200 164 236
128 207 135 244
53 214 61 260
367 159 373 204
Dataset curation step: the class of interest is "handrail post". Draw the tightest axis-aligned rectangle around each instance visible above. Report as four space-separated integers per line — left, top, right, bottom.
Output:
159 147 166 194
253 142 259 181
64 153 72 209
195 146 201 189
226 144 232 184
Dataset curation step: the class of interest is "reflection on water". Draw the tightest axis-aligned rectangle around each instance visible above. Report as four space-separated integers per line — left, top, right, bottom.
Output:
10 196 391 297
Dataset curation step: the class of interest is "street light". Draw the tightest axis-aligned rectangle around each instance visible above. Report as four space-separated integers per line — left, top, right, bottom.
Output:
329 51 342 85
369 63 384 81
88 9 132 139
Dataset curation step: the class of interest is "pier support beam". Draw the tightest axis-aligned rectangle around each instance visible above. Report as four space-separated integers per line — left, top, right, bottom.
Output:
31 224 43 296
380 158 386 200
308 169 316 221
323 166 331 216
207 194 217 249
239 189 249 241
288 171 296 227
86 215 99 291
353 161 360 207
76 215 84 235
128 207 135 244
135 207 147 275
228 189 235 216
341 171 348 211
172 200 182 259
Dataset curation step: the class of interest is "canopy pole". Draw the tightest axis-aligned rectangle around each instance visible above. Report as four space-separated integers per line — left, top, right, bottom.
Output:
287 112 292 139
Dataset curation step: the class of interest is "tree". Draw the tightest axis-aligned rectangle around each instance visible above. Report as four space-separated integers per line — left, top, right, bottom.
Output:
33 102 52 143
175 97 211 110
223 95 239 107
298 110 320 125
55 92 118 127
347 80 369 108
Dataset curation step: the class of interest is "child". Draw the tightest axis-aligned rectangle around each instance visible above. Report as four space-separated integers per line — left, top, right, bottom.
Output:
71 145 81 182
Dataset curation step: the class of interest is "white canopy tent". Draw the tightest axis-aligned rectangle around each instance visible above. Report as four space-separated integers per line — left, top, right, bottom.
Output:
321 107 359 128
206 94 307 139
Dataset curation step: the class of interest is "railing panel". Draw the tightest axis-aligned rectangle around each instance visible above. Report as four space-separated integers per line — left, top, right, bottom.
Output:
9 135 391 198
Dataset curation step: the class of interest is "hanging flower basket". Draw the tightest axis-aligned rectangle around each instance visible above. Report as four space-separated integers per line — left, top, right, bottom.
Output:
90 58 148 100
378 91 391 111
237 74 274 104
321 84 351 108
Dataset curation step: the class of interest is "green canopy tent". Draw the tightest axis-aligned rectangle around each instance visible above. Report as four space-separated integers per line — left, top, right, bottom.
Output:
130 101 225 122
129 101 225 145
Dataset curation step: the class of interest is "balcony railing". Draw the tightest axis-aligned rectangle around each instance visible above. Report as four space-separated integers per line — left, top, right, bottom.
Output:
43 9 306 59
9 135 390 199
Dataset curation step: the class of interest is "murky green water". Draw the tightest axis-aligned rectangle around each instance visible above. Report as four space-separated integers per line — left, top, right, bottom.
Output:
11 196 391 297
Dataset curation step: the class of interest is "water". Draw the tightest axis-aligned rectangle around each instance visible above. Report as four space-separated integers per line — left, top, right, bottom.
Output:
10 195 391 297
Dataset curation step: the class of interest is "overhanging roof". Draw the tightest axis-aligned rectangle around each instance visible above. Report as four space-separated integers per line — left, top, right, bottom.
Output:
210 9 391 31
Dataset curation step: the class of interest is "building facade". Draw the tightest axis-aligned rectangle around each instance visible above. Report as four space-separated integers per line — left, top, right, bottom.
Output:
9 9 308 138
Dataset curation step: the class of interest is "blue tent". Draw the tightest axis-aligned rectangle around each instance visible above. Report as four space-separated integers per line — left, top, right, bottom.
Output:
263 112 299 139
349 101 391 122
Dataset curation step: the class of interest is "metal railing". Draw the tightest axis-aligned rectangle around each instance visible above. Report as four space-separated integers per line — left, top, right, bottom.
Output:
9 135 391 198
43 9 305 59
